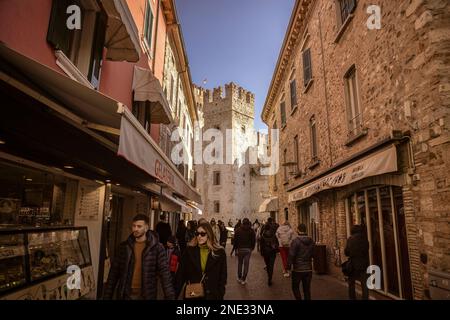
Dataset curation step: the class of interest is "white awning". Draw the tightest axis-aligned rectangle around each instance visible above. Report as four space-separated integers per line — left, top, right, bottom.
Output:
258 197 279 213
132 66 173 124
102 0 141 62
161 190 192 213
187 202 203 215
288 145 398 202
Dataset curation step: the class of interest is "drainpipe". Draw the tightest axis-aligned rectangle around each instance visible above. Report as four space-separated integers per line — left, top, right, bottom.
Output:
152 0 161 72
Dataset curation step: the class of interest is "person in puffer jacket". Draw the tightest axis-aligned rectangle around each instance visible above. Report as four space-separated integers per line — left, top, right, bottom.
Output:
287 223 315 300
103 214 175 300
276 213 296 277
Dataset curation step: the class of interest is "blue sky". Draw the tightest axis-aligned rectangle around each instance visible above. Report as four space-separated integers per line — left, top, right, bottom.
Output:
175 0 295 130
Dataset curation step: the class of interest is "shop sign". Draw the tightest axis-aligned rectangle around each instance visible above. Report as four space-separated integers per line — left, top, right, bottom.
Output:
288 145 398 202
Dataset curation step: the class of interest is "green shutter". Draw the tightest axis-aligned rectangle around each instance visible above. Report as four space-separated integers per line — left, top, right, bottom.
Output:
144 2 154 45
47 0 72 54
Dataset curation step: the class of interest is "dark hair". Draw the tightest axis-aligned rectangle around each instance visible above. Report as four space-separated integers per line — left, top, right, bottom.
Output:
298 223 307 233
267 217 273 223
133 214 149 224
242 218 251 226
351 225 365 235
167 236 177 244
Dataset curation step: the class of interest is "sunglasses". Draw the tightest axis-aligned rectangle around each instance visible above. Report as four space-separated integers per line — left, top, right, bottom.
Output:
195 231 207 237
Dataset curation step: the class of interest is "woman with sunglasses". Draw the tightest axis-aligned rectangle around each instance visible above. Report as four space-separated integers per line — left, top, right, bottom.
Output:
176 222 227 300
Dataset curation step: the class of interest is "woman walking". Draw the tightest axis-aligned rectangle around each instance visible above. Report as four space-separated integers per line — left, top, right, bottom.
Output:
234 218 256 285
176 222 227 300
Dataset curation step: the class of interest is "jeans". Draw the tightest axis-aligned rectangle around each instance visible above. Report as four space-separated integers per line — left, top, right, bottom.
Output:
263 252 277 282
237 248 252 281
348 271 369 300
291 271 312 300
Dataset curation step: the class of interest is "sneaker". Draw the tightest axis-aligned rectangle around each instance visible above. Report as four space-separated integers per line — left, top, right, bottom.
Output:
237 278 242 283
283 272 290 278
240 279 247 285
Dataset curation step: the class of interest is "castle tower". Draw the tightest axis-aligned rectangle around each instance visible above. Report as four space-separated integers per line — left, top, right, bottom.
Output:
194 82 267 224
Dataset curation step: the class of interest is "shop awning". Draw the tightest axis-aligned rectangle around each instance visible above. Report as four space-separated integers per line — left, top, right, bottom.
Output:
258 197 279 213
132 66 173 124
161 190 193 213
0 43 201 204
288 145 398 202
101 0 141 62
187 202 203 215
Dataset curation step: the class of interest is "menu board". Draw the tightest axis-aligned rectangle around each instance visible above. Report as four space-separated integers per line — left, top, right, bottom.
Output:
77 185 100 221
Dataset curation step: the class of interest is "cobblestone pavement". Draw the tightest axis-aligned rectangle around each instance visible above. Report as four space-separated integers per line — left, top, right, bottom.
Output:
224 244 354 300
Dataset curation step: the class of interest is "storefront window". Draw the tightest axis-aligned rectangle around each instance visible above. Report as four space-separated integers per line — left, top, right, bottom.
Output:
345 185 412 299
0 161 78 228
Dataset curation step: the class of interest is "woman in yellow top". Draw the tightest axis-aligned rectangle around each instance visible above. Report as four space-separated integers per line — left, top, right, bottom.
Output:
176 222 227 300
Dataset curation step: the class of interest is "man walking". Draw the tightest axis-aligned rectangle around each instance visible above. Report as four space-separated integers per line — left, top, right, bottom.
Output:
103 214 175 300
156 213 172 245
234 218 256 285
259 217 279 286
345 225 370 300
287 224 315 300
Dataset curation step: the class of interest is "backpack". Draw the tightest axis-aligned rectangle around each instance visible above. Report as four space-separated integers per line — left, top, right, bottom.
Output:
261 226 278 251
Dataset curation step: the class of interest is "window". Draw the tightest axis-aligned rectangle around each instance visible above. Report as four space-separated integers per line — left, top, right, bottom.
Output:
294 135 300 174
0 160 78 228
132 101 152 134
302 48 312 87
47 0 107 89
283 149 288 182
144 0 154 48
290 80 298 109
214 201 220 213
339 0 357 25
280 102 286 127
213 171 221 185
344 66 362 136
310 116 318 160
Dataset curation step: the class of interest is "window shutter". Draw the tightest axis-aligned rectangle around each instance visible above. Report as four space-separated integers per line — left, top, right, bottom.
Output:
290 80 297 108
348 0 357 13
89 11 107 89
280 102 286 126
303 49 312 86
47 0 72 53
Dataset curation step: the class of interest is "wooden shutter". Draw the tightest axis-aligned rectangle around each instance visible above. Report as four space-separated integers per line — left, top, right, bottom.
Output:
348 0 357 13
290 80 297 108
89 11 107 89
303 49 312 86
47 0 72 53
280 102 286 126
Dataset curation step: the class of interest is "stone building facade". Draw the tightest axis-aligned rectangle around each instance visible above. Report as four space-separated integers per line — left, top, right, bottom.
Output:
194 83 269 223
262 0 450 300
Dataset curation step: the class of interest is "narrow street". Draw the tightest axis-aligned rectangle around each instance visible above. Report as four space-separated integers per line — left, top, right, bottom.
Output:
224 243 350 300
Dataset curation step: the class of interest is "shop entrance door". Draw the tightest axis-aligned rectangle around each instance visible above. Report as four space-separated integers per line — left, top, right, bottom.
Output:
345 186 413 299
107 195 124 261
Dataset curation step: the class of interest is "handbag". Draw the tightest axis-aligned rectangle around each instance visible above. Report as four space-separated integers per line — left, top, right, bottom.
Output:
185 274 206 299
341 259 353 277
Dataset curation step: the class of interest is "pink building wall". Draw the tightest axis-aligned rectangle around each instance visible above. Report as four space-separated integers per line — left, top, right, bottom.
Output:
0 0 169 144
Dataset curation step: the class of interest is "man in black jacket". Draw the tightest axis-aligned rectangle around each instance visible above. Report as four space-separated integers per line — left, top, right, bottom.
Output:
234 218 256 285
344 224 370 300
103 214 175 300
259 218 279 286
287 224 315 300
